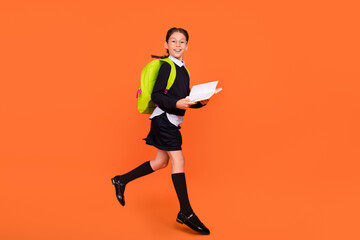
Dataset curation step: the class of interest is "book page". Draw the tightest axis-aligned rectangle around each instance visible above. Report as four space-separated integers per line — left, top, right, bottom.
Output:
187 81 220 102
188 92 215 102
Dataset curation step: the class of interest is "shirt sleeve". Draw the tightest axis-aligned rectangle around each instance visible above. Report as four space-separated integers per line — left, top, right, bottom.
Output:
151 62 179 110
190 101 205 108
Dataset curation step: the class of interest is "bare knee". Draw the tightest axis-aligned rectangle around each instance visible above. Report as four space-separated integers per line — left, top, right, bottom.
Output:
159 159 169 169
168 151 185 173
172 157 185 166
150 159 167 171
150 151 170 171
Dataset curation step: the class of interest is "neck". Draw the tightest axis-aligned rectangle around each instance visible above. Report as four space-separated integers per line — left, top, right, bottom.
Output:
169 54 182 61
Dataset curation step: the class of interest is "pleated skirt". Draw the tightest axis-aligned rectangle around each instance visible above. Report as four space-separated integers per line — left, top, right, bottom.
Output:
143 112 182 151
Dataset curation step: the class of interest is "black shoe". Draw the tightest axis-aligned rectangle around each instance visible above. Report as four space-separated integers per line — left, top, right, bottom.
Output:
176 212 210 235
111 176 126 206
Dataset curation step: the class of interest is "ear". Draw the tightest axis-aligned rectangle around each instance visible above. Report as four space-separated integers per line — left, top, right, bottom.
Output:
164 41 168 50
185 44 188 51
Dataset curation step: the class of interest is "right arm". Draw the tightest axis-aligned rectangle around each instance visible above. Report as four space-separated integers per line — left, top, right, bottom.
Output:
151 63 195 110
151 63 179 110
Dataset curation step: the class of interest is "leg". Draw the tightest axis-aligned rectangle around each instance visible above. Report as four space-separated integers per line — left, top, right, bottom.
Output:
150 149 170 171
111 150 169 206
168 150 210 235
112 153 161 206
168 150 185 174
168 150 192 214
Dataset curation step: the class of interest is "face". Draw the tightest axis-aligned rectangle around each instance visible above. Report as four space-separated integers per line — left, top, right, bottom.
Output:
164 32 188 61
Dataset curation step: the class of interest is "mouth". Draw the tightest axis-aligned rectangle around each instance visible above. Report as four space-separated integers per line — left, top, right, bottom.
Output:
173 49 182 53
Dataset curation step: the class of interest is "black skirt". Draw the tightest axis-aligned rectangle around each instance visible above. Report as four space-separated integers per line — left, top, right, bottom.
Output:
143 112 182 151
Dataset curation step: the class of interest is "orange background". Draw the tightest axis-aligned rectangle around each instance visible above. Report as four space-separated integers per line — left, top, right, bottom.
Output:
1 1 359 239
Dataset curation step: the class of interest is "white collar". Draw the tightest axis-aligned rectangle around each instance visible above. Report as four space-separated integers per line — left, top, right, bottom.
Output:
168 55 185 67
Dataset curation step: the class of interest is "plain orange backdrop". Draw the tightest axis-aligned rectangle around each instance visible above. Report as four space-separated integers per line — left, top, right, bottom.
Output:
1 0 359 239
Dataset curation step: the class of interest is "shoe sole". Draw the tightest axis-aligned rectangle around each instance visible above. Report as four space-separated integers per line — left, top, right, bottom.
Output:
176 218 184 224
176 216 210 235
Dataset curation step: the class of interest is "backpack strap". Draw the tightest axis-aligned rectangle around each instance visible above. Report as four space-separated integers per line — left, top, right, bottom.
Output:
160 58 176 93
159 58 190 94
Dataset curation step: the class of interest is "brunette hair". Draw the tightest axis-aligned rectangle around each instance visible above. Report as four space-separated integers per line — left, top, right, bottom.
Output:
151 27 189 59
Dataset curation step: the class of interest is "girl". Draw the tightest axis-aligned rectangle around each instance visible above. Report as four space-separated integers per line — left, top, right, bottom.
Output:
111 27 210 235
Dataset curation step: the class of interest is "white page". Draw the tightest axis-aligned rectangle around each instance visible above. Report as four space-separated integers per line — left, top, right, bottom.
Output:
189 88 222 102
188 92 215 102
189 81 218 97
187 81 221 102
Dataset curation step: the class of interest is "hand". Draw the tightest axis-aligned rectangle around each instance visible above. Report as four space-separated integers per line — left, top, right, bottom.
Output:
176 98 196 110
199 99 210 105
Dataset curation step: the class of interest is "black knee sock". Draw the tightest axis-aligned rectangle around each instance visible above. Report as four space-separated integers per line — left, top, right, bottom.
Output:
119 161 154 185
172 172 193 216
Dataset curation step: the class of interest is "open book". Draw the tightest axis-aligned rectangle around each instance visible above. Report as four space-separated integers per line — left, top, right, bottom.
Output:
186 81 222 102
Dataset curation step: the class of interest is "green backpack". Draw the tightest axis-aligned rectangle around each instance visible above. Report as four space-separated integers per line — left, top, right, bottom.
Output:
136 57 189 114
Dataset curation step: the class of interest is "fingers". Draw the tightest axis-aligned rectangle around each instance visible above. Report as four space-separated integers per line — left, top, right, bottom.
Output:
200 99 209 105
184 99 195 106
176 98 196 110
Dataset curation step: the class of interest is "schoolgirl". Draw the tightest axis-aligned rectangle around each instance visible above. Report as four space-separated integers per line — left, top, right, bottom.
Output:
111 27 210 235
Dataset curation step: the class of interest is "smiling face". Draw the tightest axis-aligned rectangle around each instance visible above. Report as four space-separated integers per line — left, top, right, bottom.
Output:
164 31 188 61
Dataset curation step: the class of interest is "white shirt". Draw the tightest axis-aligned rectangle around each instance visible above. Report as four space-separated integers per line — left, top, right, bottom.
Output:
149 56 185 127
